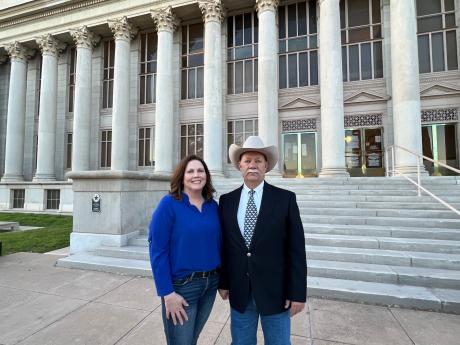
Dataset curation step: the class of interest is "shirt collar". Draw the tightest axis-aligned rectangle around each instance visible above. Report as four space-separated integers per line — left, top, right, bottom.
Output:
243 180 264 195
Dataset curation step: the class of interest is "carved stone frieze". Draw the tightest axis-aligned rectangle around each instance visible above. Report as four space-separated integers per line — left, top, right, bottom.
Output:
344 114 383 128
421 108 458 123
282 119 317 132
151 6 179 32
5 41 34 62
198 0 224 23
108 16 138 41
70 26 101 49
36 34 66 57
255 0 280 13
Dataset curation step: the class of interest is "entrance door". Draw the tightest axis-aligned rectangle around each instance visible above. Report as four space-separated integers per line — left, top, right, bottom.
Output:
345 128 384 177
422 124 459 176
283 132 317 177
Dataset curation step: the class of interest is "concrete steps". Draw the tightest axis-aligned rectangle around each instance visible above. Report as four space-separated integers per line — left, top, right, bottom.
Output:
58 176 460 313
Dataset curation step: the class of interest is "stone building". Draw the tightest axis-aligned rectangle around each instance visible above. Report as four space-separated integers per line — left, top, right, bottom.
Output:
0 0 459 212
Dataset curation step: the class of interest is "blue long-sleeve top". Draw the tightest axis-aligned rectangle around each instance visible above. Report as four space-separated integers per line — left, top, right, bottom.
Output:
148 193 221 296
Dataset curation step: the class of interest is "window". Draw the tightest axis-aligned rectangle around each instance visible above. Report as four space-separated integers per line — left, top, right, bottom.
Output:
417 0 457 73
340 0 383 81
100 130 112 168
66 133 72 169
140 32 158 104
33 134 38 172
102 40 115 108
68 47 77 112
181 123 203 158
182 24 204 99
12 189 25 209
227 12 258 94
138 127 155 166
278 1 318 88
46 190 60 210
36 56 42 116
227 119 258 162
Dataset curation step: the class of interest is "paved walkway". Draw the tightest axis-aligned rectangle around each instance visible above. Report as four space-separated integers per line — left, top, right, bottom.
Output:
1 252 460 345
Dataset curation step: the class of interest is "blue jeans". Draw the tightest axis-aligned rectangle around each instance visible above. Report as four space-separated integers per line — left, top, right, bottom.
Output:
161 273 219 345
231 297 291 345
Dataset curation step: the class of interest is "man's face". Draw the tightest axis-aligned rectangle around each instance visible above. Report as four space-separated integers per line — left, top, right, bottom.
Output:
238 152 267 185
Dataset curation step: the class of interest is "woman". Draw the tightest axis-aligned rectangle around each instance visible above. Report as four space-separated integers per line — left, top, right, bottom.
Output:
148 154 221 345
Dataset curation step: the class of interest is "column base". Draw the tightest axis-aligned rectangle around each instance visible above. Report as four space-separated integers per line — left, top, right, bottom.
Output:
318 167 350 178
1 174 24 183
33 173 56 182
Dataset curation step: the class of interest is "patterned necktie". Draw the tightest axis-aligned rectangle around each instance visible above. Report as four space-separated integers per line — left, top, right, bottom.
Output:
243 190 257 248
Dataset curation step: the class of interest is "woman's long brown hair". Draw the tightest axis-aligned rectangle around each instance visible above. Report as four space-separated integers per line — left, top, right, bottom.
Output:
170 155 216 201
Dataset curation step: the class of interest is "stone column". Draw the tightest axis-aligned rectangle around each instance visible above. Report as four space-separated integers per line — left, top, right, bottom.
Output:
151 7 179 174
390 0 423 174
34 34 66 181
70 26 100 172
199 0 224 175
2 42 34 182
256 0 280 173
108 17 138 171
318 0 348 177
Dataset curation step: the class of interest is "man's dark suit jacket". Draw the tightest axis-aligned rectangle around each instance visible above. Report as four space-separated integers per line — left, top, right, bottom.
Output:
218 181 307 316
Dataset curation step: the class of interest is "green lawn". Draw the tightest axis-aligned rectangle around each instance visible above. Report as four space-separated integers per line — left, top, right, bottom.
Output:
0 213 72 256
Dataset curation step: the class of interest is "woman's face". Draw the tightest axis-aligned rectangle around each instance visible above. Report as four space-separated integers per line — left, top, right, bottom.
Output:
183 160 207 195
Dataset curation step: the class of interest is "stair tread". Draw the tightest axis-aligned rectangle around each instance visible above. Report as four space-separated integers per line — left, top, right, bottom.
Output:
302 222 460 232
301 214 460 222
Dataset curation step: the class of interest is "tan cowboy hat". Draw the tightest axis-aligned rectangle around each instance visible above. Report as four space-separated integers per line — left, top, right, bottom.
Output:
229 136 279 172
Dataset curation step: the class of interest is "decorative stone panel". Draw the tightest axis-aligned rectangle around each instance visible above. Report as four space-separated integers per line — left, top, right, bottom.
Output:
421 108 458 123
282 119 316 132
344 114 382 128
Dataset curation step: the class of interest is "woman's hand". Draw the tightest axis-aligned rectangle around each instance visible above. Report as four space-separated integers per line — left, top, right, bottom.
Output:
164 292 189 325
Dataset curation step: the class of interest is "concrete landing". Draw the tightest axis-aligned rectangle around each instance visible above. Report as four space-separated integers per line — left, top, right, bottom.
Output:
2 253 460 345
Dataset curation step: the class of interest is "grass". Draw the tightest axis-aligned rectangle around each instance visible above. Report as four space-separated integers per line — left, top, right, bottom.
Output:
0 213 72 256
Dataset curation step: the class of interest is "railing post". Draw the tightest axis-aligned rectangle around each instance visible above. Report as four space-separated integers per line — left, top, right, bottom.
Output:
417 156 421 197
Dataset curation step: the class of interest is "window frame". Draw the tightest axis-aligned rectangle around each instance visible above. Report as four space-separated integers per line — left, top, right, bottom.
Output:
227 118 259 162
180 123 204 158
102 39 115 109
100 129 112 168
138 126 155 167
68 47 77 113
12 189 25 209
139 32 158 105
46 189 60 210
181 23 205 100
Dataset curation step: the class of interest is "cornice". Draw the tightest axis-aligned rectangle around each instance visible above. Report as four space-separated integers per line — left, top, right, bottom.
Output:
108 16 138 41
198 0 224 24
70 25 101 49
151 6 180 33
5 41 35 62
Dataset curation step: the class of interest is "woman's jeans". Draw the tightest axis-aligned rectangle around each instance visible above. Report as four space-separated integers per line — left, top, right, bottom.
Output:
161 273 219 345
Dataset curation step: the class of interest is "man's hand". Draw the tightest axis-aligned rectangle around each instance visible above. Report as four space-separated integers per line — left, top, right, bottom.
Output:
218 289 229 300
284 300 305 317
164 292 189 325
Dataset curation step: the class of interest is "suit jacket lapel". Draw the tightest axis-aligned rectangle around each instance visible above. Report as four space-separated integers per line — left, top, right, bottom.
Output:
228 185 247 248
250 182 275 249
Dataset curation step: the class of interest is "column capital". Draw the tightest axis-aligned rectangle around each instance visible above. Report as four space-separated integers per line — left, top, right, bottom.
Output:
36 34 66 57
151 6 180 32
198 0 225 23
108 16 138 41
70 26 101 49
255 0 279 14
6 41 35 62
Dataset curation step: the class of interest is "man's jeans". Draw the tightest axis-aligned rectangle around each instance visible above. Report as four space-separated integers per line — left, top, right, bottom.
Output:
161 273 219 345
230 297 291 345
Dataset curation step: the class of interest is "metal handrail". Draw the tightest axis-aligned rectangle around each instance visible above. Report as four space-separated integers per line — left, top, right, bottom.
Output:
385 145 460 217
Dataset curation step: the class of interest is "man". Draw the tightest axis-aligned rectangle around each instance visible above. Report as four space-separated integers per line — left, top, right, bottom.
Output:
218 136 307 345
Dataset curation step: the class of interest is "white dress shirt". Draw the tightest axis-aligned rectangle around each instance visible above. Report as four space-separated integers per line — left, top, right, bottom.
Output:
237 181 264 237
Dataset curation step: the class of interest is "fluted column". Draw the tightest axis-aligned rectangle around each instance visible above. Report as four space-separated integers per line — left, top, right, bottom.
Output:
2 42 34 182
390 0 424 174
108 17 138 171
151 7 179 174
70 26 100 172
318 0 348 177
256 0 280 173
34 34 66 181
199 0 224 175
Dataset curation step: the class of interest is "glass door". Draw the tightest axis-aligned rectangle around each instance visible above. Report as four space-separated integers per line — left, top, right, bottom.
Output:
345 128 384 177
282 132 317 177
422 124 459 176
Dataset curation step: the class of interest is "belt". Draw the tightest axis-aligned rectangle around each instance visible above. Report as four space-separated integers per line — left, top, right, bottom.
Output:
189 268 220 279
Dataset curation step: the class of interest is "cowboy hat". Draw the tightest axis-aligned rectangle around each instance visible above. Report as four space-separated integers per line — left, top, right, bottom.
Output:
229 136 279 172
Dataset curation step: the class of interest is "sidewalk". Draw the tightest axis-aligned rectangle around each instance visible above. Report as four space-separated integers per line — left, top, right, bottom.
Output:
1 253 459 345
